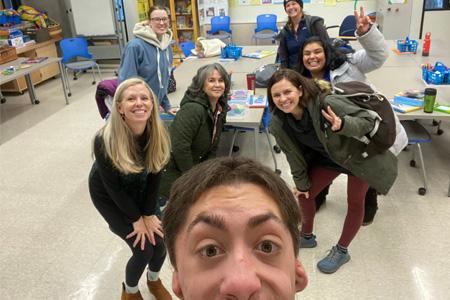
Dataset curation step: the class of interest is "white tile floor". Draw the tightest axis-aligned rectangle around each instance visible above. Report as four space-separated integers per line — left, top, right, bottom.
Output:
1 69 450 300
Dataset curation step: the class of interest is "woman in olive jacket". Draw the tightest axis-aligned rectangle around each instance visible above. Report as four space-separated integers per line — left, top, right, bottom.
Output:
267 69 397 274
158 63 231 205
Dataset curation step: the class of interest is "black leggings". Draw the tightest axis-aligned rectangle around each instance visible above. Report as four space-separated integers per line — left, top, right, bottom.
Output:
105 217 166 287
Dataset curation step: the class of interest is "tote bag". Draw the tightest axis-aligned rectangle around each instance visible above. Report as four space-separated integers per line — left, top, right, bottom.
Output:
195 37 226 58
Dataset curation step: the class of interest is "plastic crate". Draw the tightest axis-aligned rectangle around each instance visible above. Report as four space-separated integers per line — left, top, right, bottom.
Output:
221 43 243 60
422 61 449 85
397 36 418 53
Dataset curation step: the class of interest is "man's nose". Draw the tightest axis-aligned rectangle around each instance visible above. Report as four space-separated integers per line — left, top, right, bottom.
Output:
219 250 262 299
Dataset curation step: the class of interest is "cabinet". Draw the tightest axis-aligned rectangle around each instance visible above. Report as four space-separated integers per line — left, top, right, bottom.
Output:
150 0 199 45
1 39 61 93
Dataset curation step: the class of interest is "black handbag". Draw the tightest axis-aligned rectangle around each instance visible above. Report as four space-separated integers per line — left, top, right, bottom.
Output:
168 69 176 93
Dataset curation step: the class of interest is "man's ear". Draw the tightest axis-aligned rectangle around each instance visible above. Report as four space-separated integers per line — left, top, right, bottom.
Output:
172 270 184 299
295 259 308 292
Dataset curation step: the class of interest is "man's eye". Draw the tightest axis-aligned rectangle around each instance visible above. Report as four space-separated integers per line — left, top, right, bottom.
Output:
199 245 222 257
258 241 278 253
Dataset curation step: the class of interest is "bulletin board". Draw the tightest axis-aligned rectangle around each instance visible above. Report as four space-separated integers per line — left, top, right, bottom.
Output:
198 0 229 26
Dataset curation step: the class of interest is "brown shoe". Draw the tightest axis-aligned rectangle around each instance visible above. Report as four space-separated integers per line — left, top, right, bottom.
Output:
121 282 143 300
147 278 172 300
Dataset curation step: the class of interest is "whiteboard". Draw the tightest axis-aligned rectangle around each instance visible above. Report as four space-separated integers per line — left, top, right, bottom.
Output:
70 0 116 36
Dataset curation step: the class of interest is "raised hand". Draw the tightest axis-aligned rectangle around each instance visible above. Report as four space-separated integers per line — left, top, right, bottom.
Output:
354 6 372 36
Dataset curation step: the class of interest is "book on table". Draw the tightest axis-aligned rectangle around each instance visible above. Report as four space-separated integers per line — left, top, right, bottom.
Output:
249 95 267 108
242 50 276 59
388 100 422 113
21 57 48 64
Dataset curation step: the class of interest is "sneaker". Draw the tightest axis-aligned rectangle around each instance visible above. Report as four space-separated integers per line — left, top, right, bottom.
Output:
300 234 317 248
317 245 350 274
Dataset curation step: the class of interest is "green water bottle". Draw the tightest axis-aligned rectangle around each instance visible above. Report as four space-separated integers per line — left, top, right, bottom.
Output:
423 88 437 113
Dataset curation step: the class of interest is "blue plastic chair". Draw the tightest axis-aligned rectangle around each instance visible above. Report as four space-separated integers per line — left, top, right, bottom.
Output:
252 14 278 45
228 104 281 174
179 42 196 58
60 37 102 97
207 16 232 43
326 15 357 42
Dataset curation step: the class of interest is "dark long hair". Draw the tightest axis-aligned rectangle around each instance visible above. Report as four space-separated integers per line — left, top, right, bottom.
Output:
293 36 351 77
266 69 323 116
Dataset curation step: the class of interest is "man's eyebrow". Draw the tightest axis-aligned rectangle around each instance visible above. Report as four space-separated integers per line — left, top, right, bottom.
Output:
186 214 228 237
248 212 284 229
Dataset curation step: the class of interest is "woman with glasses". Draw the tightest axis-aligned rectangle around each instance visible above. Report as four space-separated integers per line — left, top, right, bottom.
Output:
119 5 179 116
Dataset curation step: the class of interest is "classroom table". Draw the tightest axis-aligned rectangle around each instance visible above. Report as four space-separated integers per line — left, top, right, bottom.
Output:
0 57 69 105
169 45 278 161
350 39 450 122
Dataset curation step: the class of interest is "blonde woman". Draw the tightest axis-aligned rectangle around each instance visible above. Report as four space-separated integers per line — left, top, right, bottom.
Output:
89 77 172 299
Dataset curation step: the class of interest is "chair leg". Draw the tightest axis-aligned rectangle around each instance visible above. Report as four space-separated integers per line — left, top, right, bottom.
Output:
264 127 280 174
91 67 96 85
97 64 103 81
415 143 428 191
64 68 72 97
229 129 238 157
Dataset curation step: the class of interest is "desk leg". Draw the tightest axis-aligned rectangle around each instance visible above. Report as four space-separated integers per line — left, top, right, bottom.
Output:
253 127 260 161
24 74 38 104
58 61 69 105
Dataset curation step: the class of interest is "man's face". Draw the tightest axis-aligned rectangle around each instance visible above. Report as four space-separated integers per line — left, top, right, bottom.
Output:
172 183 308 300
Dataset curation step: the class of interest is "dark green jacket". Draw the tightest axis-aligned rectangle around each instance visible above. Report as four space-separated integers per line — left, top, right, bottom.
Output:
268 94 398 195
159 92 230 199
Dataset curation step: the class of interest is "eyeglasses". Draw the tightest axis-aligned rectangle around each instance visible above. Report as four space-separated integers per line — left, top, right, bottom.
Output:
150 17 169 23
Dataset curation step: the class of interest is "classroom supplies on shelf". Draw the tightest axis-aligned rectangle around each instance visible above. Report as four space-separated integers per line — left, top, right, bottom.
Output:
220 43 243 60
421 61 449 85
396 36 418 53
388 100 423 113
242 50 276 59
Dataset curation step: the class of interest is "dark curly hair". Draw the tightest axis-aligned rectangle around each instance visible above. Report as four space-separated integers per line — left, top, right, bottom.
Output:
293 36 353 77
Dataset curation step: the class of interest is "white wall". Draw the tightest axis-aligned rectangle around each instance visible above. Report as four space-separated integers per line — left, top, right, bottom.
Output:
423 10 450 40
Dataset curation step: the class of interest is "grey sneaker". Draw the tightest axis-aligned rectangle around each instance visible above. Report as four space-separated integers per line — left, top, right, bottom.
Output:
317 245 350 273
300 234 317 248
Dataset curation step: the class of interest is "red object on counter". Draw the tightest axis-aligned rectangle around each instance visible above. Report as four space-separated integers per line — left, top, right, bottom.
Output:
422 32 431 57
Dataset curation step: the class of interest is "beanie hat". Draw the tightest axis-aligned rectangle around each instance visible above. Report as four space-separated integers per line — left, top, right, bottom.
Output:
283 0 304 10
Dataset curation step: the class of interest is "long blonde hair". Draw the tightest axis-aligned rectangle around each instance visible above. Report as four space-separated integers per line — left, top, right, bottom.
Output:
92 77 171 174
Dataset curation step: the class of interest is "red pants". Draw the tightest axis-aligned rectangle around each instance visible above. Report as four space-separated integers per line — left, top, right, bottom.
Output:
298 166 370 248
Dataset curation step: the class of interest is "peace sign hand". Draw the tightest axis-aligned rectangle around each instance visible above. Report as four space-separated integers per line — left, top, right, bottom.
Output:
322 105 342 131
354 6 372 36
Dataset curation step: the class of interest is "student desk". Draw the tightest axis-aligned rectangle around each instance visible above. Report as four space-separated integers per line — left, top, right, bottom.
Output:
0 57 69 105
169 45 278 161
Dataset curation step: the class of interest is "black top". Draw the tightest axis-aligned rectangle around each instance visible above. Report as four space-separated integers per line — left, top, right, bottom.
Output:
284 110 350 175
89 133 162 224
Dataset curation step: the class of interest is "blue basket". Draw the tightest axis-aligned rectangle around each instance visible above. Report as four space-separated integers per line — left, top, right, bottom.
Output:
221 43 243 60
397 37 418 53
422 61 449 85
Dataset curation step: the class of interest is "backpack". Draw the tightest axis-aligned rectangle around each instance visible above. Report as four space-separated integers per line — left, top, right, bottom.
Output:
319 81 396 158
254 64 279 88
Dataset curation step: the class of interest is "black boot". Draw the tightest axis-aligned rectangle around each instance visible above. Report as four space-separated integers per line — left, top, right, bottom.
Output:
362 187 378 226
315 184 331 211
